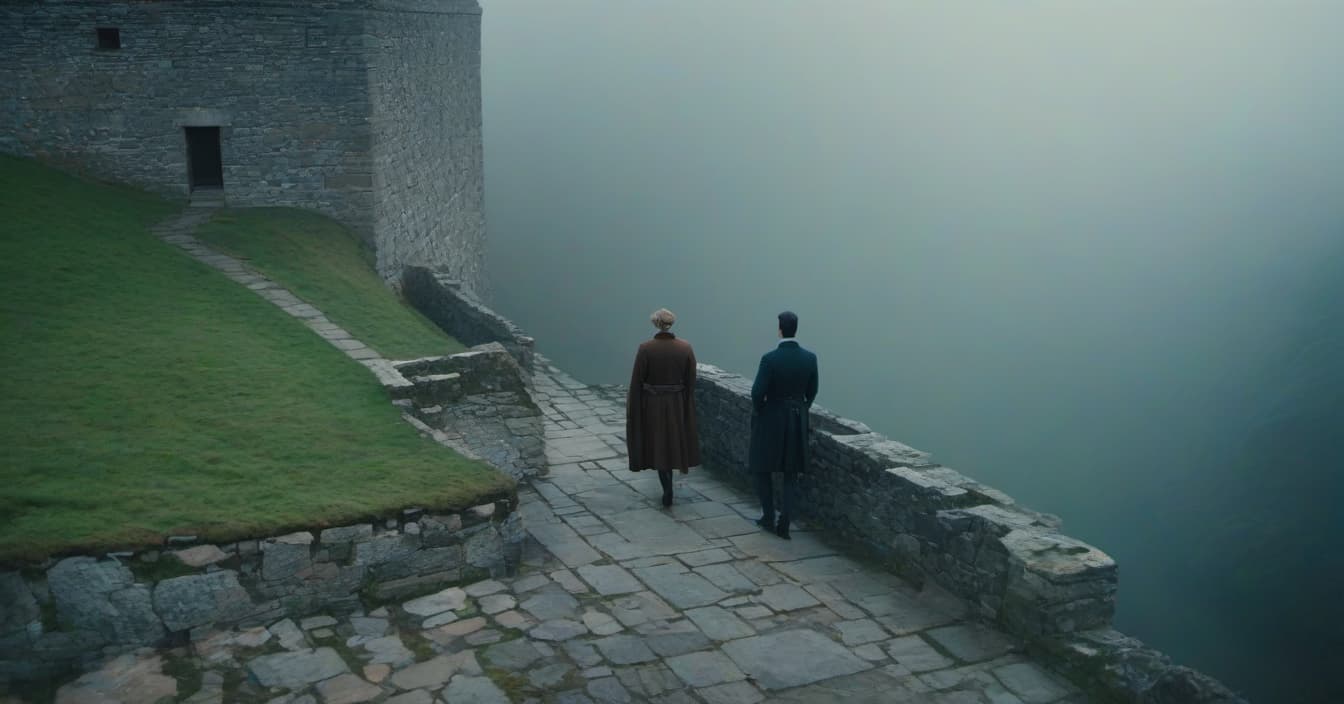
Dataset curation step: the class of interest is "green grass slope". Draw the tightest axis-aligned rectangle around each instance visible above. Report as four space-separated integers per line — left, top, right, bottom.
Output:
0 156 511 563
194 208 465 360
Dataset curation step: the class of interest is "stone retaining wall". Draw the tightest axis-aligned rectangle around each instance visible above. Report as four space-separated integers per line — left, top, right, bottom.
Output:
402 266 535 370
0 499 522 686
692 363 1245 703
390 342 546 480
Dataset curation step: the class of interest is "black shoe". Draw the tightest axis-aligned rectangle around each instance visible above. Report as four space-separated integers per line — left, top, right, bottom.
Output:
755 517 774 531
775 523 791 540
662 493 673 508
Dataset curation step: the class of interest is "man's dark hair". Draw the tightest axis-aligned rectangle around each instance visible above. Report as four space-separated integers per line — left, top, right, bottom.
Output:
778 311 799 338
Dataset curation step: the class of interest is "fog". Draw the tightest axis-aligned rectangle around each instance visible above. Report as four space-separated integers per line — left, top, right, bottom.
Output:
478 2 1344 700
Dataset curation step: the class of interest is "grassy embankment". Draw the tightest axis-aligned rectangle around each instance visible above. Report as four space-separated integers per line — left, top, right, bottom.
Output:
0 155 509 563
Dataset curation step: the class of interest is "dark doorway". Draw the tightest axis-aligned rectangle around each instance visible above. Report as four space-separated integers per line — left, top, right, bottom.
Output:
184 127 223 190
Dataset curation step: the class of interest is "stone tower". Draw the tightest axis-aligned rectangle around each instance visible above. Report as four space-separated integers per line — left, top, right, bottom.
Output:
0 0 488 294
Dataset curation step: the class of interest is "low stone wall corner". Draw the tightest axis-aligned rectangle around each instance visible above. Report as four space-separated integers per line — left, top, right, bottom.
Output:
401 266 535 371
387 342 545 480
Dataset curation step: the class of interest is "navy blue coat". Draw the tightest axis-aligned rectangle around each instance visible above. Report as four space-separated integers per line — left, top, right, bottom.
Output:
747 340 819 475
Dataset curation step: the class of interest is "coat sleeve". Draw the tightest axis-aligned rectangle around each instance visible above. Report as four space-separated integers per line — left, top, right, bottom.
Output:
626 347 647 470
750 354 769 414
805 354 819 407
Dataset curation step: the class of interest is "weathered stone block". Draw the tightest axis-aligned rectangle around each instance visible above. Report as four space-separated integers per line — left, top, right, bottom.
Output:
0 572 40 637
47 557 164 645
153 571 255 632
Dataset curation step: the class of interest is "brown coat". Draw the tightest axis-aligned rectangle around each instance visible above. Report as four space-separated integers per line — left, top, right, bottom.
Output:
626 332 702 472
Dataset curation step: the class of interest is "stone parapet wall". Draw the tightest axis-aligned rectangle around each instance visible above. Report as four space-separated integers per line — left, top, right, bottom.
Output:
402 266 536 370
0 499 521 686
692 363 1245 703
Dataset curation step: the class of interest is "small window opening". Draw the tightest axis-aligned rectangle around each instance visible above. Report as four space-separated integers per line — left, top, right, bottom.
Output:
96 28 120 50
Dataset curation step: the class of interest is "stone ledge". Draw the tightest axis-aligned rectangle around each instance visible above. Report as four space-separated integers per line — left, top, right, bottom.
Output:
0 499 521 687
401 266 535 370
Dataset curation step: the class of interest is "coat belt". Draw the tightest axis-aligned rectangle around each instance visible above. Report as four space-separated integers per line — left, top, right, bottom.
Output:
642 383 685 396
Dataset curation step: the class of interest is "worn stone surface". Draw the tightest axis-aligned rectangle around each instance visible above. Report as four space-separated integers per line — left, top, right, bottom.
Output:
389 653 465 691
926 623 1019 663
531 619 589 642
247 648 349 689
52 653 177 704
313 673 382 704
153 571 254 632
402 587 467 617
666 651 746 687
577 564 643 596
886 635 955 673
482 638 544 670
444 674 510 704
521 587 582 621
721 629 870 690
47 557 164 645
594 634 658 665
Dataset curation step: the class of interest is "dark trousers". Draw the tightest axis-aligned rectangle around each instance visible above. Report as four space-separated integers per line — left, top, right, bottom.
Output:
755 472 799 527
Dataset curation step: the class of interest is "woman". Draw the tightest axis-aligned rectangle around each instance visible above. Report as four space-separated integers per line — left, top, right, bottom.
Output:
626 308 702 507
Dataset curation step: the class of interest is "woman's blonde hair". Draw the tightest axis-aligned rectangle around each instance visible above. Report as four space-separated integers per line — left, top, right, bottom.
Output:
650 308 676 331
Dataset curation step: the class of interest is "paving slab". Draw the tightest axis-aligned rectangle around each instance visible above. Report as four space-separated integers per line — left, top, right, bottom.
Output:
605 508 714 555
521 585 583 621
593 634 659 665
834 619 889 646
728 532 836 562
720 629 870 690
630 564 729 609
697 680 765 704
992 662 1075 703
527 520 603 568
644 620 712 657
313 674 382 704
444 674 510 704
401 587 466 617
247 648 349 689
684 606 755 641
577 564 644 595
757 584 821 612
531 619 589 641
885 635 955 673
482 638 545 669
693 564 757 594
926 623 1019 663
686 515 762 539
609 591 680 627
666 650 746 687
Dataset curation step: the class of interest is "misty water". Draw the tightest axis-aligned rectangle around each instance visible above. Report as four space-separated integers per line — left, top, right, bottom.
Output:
478 3 1343 701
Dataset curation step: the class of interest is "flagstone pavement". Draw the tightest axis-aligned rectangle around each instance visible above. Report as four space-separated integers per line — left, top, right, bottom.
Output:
42 361 1086 704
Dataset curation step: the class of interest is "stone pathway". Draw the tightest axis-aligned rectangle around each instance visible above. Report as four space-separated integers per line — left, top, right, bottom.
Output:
151 208 413 393
31 358 1086 704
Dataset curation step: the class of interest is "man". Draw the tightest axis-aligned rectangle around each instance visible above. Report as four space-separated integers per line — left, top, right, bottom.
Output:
748 311 818 540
